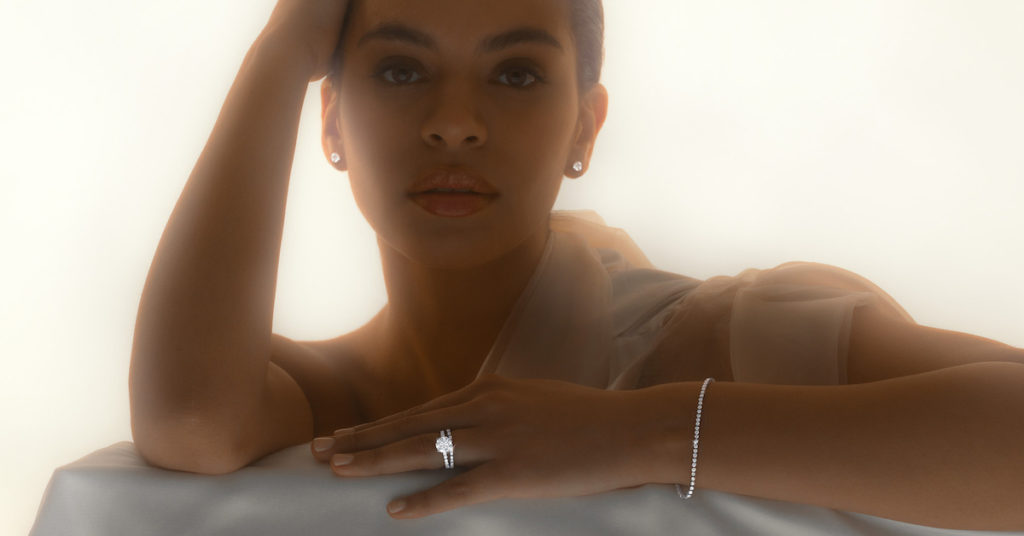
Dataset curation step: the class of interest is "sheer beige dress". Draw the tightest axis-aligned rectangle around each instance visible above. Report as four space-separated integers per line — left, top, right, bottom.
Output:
474 210 913 388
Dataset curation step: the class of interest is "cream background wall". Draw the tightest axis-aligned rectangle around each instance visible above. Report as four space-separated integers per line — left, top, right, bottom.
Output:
2 1 1022 533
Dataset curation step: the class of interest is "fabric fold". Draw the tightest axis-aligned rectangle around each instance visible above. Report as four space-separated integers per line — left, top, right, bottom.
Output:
730 262 914 385
475 209 914 388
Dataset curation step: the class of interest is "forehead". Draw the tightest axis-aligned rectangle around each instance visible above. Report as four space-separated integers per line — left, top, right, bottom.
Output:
346 0 573 55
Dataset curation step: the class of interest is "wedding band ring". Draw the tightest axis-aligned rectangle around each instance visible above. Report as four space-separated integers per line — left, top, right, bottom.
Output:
435 428 454 469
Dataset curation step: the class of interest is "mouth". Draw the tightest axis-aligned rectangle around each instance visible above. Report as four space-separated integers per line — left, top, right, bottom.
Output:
409 190 499 218
407 165 500 217
408 166 500 196
416 188 488 194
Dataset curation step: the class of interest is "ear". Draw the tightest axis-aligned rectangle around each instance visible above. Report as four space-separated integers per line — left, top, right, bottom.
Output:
320 79 348 170
566 83 609 179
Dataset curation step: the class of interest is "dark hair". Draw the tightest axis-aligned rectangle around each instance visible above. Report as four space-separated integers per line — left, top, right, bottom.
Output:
328 0 604 94
570 0 605 93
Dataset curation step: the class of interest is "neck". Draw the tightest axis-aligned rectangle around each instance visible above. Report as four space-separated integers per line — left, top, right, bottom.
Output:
374 224 552 391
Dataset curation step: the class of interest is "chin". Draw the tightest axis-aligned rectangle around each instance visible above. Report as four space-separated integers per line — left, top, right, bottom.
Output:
386 226 524 270
362 193 551 270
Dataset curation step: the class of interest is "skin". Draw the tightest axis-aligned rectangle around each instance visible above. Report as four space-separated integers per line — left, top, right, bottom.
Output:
305 0 1024 529
310 363 1024 528
319 0 609 396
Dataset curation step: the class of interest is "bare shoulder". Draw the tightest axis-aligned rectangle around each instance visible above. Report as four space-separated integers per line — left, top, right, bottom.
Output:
269 330 367 436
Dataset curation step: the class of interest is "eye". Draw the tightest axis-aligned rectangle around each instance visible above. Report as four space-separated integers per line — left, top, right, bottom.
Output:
374 61 424 85
496 64 545 89
372 58 546 89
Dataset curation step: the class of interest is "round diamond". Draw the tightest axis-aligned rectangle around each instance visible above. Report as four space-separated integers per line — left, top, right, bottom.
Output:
435 436 453 453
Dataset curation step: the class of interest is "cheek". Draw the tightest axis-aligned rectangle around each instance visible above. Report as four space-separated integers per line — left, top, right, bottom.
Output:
343 169 388 239
508 94 579 159
336 100 415 211
501 116 575 199
338 94 403 159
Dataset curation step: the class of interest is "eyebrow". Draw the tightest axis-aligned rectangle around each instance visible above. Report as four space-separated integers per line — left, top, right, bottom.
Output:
356 22 564 55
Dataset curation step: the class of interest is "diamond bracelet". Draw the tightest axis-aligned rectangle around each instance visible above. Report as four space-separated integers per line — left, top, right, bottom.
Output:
676 377 715 500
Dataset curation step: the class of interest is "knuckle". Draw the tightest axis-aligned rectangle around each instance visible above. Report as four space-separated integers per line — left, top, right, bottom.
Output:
471 393 499 416
335 428 356 451
363 447 381 468
422 433 439 453
445 477 475 499
474 391 506 414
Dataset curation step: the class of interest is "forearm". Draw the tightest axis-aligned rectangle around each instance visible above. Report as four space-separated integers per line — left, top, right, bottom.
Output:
130 35 312 438
635 362 1024 531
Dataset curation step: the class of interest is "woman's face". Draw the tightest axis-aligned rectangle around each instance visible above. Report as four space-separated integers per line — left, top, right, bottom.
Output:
321 0 607 269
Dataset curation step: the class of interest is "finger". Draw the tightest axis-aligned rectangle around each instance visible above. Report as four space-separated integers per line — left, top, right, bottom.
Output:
386 462 506 519
330 427 489 477
311 400 483 462
344 375 499 432
338 401 483 453
312 376 497 462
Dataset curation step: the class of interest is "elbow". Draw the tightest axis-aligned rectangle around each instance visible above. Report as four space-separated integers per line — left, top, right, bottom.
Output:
131 415 251 475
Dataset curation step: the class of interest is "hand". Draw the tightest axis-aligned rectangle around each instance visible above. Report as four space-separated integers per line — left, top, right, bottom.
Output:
258 0 352 82
310 374 663 518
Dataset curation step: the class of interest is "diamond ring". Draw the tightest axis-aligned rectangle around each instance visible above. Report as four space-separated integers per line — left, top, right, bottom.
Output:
435 429 454 469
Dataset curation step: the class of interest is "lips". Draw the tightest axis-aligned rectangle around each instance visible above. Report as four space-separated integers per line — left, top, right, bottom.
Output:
408 166 499 195
410 191 497 217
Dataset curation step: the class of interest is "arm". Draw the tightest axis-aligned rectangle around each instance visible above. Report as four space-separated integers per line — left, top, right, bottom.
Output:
637 362 1024 531
847 300 1024 382
129 35 313 474
303 367 1023 526
128 3 349 474
301 265 1024 522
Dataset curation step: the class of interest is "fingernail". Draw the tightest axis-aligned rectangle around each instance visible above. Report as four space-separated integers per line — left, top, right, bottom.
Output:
387 499 406 514
313 437 334 452
332 453 354 466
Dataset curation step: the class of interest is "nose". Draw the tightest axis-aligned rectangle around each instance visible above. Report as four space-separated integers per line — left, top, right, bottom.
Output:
421 84 488 150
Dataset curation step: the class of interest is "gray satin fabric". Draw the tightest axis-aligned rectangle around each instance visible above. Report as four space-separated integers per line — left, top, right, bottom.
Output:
32 442 1016 536
32 210 1002 534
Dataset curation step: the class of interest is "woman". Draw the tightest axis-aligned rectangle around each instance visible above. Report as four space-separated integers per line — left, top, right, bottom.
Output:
128 0 1024 530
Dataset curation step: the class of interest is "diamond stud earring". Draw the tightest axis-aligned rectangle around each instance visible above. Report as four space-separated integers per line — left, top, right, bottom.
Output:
572 161 583 173
331 152 341 164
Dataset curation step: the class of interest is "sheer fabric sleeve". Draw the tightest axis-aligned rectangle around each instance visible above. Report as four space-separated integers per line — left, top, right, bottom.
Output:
728 261 914 385
549 210 654 270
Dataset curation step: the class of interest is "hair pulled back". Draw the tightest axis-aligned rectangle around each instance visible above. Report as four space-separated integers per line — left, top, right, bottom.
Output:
327 0 604 94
